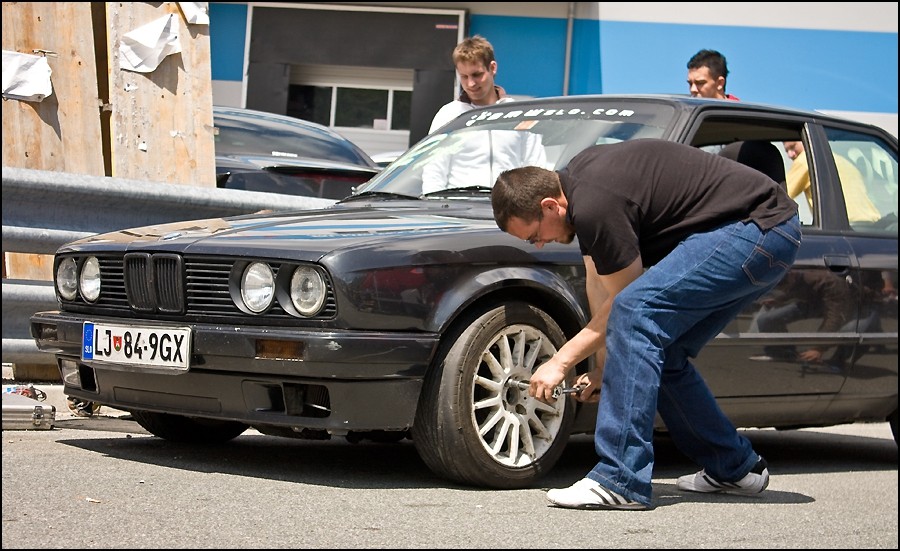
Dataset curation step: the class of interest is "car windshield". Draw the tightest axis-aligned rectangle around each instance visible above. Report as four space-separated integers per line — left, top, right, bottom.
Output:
350 98 677 198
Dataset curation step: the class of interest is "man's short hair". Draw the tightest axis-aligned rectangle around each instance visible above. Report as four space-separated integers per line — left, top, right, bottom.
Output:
687 49 729 79
452 35 496 67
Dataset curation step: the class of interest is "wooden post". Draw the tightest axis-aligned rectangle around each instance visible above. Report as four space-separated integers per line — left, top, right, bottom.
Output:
105 2 215 184
2 2 215 280
2 2 215 379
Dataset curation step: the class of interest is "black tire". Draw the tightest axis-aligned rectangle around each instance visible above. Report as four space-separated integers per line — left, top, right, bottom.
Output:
130 410 248 443
412 302 575 489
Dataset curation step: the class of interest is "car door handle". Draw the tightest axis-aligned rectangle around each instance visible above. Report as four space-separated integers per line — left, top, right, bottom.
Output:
823 254 852 275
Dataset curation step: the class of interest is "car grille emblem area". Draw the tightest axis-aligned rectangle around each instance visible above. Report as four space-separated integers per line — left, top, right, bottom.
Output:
124 253 185 314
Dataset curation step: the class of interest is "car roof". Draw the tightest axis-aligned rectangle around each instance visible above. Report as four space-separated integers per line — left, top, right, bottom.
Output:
458 93 884 131
213 105 352 142
212 105 378 168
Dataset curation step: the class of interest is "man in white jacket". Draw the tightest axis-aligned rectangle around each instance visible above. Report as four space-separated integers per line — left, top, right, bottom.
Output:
428 35 515 134
422 35 547 195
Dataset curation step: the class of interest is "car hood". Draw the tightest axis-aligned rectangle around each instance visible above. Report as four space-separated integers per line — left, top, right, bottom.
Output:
64 200 545 269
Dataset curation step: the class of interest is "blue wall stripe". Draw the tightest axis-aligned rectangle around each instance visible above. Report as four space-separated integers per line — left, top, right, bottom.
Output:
210 3 247 81
209 4 896 118
470 15 568 98
569 18 602 96
596 21 898 114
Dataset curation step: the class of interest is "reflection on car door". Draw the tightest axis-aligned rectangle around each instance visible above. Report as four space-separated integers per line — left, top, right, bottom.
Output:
821 126 899 404
699 232 857 402
684 117 857 408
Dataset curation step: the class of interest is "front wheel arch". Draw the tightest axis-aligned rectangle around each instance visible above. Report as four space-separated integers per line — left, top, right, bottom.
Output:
425 268 588 340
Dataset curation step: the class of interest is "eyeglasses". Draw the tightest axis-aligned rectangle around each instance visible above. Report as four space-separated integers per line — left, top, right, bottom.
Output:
526 213 544 245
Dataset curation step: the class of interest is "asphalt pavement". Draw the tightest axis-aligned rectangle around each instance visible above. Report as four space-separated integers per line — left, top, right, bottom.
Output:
3 380 897 548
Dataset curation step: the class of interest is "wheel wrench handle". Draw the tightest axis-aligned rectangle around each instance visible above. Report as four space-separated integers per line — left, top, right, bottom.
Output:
514 380 583 398
552 385 584 398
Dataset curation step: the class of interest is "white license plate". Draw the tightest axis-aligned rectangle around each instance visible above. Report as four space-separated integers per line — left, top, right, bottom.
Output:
82 322 191 370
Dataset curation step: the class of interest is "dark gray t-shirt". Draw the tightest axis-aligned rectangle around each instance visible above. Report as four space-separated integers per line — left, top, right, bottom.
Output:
557 139 798 275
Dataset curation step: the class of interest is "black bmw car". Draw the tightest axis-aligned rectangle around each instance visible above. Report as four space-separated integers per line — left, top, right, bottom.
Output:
31 95 898 489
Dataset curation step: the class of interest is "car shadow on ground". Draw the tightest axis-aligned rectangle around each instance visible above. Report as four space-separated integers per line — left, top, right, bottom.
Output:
554 428 898 480
50 420 897 492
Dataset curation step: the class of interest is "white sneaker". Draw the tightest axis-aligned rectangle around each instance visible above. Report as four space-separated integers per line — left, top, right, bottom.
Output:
676 456 770 495
547 478 647 510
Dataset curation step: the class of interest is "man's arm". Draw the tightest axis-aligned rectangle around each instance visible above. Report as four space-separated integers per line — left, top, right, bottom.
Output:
420 147 452 194
580 256 608 402
528 255 643 402
785 153 812 207
799 271 856 362
428 102 463 134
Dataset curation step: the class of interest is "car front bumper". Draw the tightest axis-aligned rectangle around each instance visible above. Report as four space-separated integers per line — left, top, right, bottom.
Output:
30 311 439 433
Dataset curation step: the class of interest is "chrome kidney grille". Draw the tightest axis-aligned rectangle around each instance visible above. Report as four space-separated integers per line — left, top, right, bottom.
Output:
124 253 184 314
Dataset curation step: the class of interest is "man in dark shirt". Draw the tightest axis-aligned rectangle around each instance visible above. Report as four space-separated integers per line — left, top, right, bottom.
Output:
491 139 801 510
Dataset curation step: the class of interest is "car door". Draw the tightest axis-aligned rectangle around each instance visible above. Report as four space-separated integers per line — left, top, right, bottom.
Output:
679 113 857 414
815 124 899 411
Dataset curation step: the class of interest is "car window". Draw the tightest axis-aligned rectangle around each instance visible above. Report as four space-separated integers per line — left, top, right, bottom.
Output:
777 138 816 227
685 116 812 225
824 127 898 234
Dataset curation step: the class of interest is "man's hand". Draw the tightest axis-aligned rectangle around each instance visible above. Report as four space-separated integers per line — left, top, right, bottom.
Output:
573 368 602 403
798 348 824 363
529 357 568 403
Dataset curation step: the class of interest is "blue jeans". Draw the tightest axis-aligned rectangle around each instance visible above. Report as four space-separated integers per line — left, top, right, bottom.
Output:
585 215 801 506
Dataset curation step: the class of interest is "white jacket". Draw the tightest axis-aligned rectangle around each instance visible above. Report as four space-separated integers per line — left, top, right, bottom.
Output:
428 96 516 134
421 129 548 194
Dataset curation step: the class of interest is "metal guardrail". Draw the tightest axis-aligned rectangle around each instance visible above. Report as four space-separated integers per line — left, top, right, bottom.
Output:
2 166 335 366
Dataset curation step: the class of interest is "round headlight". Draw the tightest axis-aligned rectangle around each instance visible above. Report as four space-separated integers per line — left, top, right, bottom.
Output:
241 262 275 313
79 256 101 302
290 266 326 316
56 257 78 300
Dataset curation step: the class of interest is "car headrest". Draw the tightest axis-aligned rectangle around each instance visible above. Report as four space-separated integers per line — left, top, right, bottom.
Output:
719 140 786 189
